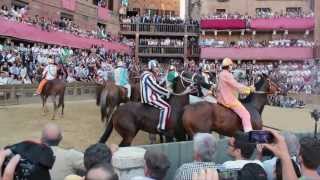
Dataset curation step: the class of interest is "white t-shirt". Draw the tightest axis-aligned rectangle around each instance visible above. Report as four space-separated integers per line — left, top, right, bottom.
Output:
222 160 264 170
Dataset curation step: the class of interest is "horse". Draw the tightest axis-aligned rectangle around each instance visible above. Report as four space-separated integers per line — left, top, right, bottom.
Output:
182 74 281 137
41 79 66 120
98 71 206 146
96 80 128 123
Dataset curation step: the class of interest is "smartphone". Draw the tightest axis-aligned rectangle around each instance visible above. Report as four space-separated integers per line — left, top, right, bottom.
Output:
248 130 274 144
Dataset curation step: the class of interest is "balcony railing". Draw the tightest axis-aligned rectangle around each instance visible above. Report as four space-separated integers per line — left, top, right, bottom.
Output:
189 46 200 56
201 47 314 60
138 46 184 55
120 23 200 33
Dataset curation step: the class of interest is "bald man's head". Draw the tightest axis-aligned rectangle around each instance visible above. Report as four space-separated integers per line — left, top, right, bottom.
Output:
41 123 62 146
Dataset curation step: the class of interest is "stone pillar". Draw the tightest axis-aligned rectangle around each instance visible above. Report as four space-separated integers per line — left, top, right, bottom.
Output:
112 147 146 180
184 35 188 62
135 33 139 61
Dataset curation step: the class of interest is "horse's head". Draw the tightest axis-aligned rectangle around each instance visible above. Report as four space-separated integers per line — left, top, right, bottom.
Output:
172 71 207 94
254 74 281 95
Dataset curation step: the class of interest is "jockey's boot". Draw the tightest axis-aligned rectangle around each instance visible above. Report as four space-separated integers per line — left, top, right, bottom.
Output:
156 127 172 137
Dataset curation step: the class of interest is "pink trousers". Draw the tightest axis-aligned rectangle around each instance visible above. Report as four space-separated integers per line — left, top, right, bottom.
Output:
231 104 253 132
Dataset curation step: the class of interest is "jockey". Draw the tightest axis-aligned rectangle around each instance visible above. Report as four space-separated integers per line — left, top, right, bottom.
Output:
114 61 131 98
216 58 255 133
140 60 171 134
166 65 178 91
201 64 212 85
34 58 57 95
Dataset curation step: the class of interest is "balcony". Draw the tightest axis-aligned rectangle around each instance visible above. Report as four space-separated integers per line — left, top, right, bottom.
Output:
200 47 314 60
120 23 200 36
250 17 314 30
138 45 184 57
200 19 246 30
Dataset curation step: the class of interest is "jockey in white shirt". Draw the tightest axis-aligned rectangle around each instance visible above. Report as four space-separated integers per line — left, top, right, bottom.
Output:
34 58 57 95
114 61 131 98
140 60 171 133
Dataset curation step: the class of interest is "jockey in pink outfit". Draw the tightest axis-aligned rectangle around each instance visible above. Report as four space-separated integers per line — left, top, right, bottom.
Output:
216 58 255 132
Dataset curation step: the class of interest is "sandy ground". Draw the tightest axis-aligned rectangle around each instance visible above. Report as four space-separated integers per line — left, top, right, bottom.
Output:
0 100 317 151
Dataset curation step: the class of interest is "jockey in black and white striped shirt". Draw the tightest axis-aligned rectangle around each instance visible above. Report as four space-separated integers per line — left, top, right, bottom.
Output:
140 60 171 133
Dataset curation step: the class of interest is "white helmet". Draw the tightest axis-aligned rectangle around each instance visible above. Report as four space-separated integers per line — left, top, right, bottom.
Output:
148 60 159 70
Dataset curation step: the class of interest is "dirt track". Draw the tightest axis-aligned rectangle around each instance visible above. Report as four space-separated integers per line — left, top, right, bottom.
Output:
0 100 316 151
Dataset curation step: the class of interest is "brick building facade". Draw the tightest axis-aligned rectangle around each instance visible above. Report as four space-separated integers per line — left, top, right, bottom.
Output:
127 0 180 16
190 0 313 19
0 0 122 35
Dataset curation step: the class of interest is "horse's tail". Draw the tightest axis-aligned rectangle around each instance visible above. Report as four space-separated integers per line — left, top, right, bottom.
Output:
96 84 104 106
100 89 108 122
98 115 114 143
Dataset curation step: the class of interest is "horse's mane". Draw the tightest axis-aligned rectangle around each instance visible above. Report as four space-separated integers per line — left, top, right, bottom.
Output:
240 76 265 103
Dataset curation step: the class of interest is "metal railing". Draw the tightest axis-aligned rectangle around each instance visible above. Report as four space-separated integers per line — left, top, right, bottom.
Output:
120 23 200 33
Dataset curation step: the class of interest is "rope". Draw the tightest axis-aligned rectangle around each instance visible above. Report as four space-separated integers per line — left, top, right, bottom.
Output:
263 124 283 131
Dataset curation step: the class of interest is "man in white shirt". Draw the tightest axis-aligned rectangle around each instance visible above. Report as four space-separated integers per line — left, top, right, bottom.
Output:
0 71 9 85
222 137 263 170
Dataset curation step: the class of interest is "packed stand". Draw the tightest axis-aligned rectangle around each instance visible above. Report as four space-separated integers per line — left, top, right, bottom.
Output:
201 10 314 20
0 40 133 85
199 38 315 48
121 15 199 25
140 38 184 47
0 5 126 43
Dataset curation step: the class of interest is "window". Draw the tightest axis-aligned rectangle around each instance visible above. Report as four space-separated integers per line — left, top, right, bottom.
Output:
256 8 272 16
132 8 140 15
107 0 113 11
286 7 302 15
216 9 226 14
145 9 158 16
12 0 28 10
60 12 73 21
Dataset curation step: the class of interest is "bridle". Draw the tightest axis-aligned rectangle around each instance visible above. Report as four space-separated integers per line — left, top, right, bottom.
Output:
170 71 198 96
252 77 281 95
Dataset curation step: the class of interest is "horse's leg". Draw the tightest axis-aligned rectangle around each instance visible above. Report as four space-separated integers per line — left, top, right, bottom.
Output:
119 136 135 147
58 93 65 118
42 96 48 115
51 95 57 120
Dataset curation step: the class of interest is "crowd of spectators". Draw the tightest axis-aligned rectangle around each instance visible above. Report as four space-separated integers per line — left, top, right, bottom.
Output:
140 38 184 47
0 5 123 42
199 38 314 48
121 14 199 25
1 123 319 180
0 40 133 85
201 10 314 20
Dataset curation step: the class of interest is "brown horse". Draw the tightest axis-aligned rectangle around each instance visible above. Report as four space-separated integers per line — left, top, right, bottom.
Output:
182 74 281 137
98 71 206 146
41 79 66 120
96 80 128 123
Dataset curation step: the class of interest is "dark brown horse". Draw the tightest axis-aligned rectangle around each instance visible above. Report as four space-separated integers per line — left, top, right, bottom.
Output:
97 80 128 123
98 71 206 146
41 79 66 120
182 74 281 137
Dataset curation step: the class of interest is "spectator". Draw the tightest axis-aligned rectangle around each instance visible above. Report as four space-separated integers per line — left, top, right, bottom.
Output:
238 163 267 180
0 149 21 180
259 132 300 180
85 163 118 180
132 150 171 180
222 137 263 169
84 143 112 170
174 133 219 180
298 137 320 179
41 123 85 180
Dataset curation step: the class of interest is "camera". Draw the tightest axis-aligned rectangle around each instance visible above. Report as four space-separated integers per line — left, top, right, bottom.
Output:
248 130 274 144
311 109 320 122
1 153 35 180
